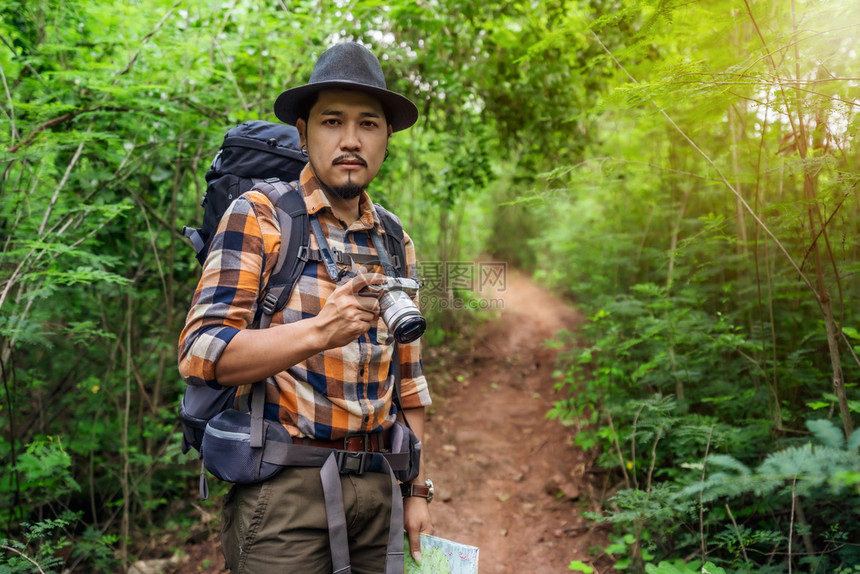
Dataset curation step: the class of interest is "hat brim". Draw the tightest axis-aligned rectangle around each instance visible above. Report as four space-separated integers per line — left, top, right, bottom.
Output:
274 81 418 133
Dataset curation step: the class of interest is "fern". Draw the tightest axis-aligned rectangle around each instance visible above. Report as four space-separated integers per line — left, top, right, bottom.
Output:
807 418 847 450
849 428 860 452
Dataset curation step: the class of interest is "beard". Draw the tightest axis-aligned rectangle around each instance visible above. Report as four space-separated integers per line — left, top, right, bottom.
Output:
310 154 369 201
323 154 368 200
325 181 364 200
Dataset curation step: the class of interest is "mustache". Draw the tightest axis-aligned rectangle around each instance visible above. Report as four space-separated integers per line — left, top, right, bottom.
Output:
332 154 367 167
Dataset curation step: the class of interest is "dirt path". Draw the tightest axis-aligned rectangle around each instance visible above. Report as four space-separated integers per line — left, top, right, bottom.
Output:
422 269 610 573
168 269 611 574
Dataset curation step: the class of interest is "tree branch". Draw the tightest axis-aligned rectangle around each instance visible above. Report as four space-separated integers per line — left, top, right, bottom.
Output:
0 545 47 574
113 0 182 81
6 113 76 154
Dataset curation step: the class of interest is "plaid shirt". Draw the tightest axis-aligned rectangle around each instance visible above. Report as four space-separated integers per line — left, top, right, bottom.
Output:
178 165 431 440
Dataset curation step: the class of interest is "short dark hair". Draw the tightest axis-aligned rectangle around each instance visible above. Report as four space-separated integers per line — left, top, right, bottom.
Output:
296 93 320 124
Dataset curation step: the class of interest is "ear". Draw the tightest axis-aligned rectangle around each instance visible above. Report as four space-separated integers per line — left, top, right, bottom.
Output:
296 118 307 147
387 124 393 138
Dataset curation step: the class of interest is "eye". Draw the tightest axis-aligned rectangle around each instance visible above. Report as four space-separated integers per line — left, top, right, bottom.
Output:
322 118 341 126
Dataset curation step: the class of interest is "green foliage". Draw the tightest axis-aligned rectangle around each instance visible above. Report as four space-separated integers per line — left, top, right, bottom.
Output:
0 510 118 573
0 0 519 567
0 513 72 574
646 562 727 574
2 0 860 570
1 437 79 525
569 559 595 572
586 415 860 571
603 531 656 570
682 419 860 502
540 0 860 571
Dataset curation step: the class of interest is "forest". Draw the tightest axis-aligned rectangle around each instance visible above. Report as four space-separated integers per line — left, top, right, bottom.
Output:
1 0 859 572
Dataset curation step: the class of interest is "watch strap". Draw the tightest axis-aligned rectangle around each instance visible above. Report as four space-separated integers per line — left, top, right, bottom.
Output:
400 483 431 499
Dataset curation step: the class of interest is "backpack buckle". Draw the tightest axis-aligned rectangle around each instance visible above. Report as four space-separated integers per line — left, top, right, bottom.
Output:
297 245 310 262
329 248 348 266
336 451 370 475
261 292 278 315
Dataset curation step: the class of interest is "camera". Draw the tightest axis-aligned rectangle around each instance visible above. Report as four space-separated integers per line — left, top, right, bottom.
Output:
362 277 426 344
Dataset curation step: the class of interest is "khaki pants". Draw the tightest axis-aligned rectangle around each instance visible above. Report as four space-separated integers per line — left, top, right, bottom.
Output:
221 465 393 574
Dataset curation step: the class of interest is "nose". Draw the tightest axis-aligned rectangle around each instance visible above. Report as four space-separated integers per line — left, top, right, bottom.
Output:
340 123 360 151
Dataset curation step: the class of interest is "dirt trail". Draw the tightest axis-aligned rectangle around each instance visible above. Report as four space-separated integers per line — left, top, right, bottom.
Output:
169 269 610 574
422 269 610 573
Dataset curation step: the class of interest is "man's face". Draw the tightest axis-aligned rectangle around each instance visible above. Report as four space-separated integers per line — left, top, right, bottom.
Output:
298 89 391 200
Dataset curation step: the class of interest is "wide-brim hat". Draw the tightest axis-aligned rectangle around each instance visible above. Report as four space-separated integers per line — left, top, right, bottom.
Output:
274 42 418 132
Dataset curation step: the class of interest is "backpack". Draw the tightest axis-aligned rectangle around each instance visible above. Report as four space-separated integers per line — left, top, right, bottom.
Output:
179 120 409 456
182 120 308 265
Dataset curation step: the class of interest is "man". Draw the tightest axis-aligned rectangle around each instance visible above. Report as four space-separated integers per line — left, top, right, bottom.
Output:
178 42 433 573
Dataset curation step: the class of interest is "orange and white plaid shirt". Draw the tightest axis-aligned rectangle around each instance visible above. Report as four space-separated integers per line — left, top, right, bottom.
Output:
178 165 430 440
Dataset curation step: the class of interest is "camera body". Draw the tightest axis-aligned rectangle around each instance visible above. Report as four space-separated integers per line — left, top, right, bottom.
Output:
362 277 426 344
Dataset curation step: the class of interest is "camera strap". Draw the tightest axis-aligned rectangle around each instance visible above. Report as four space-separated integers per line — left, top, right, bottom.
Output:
308 214 344 282
370 227 397 277
309 206 398 280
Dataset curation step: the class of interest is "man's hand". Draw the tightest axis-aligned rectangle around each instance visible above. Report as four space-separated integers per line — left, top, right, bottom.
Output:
404 496 433 563
314 273 384 349
213 272 385 386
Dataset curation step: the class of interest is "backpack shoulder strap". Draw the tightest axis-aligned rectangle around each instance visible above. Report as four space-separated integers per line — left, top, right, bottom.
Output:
241 178 306 461
373 204 406 277
249 178 309 328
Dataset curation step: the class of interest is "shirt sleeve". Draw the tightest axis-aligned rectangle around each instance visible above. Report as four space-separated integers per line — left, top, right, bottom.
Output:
396 229 432 409
177 191 280 389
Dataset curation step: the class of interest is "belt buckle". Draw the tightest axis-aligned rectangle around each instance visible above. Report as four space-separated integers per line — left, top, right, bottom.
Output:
343 433 370 452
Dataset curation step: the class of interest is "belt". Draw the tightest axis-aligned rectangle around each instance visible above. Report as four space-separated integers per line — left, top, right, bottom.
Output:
301 427 390 453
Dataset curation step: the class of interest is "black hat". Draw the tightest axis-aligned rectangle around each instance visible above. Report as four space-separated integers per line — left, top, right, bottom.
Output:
274 42 418 132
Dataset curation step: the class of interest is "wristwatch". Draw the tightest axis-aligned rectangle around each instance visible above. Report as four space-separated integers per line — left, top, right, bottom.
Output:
401 479 434 503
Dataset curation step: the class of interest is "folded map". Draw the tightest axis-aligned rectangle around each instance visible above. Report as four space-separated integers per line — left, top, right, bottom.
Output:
405 533 479 574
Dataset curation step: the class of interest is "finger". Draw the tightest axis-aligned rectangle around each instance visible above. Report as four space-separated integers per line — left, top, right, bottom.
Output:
348 272 386 293
353 294 380 313
407 527 422 564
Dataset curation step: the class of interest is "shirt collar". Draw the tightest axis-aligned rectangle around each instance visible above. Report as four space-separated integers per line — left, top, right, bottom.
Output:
298 164 382 232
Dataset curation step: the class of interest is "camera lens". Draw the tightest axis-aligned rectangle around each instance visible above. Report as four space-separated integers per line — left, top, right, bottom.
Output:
391 313 426 344
379 290 426 344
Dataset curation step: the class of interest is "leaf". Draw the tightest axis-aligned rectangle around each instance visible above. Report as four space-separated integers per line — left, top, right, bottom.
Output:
605 542 628 555
646 560 701 573
842 326 860 340
806 419 845 450
705 454 751 474
848 428 860 452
